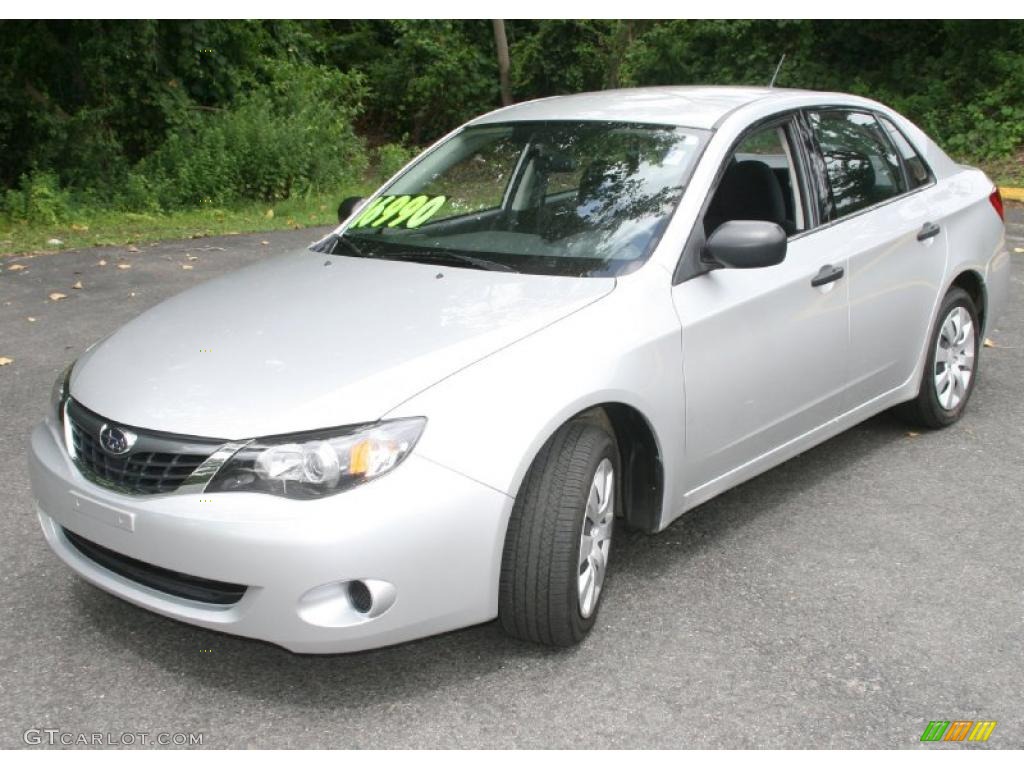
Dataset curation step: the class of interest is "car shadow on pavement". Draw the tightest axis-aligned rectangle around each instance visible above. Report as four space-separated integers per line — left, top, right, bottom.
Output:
70 409 912 709
612 409 912 581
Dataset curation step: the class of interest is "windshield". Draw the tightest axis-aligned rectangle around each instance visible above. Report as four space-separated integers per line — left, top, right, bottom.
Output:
330 121 708 276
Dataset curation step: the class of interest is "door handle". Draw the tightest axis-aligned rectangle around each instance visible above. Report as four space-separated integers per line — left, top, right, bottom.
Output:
917 221 941 241
811 263 844 287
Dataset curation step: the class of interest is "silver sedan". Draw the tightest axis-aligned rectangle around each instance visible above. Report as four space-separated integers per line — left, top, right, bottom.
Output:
29 86 1011 652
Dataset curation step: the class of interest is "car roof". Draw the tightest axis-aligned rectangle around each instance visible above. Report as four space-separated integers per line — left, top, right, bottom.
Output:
469 85 832 131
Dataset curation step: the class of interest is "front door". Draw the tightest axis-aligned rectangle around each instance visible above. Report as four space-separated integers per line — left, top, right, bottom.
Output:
671 118 851 498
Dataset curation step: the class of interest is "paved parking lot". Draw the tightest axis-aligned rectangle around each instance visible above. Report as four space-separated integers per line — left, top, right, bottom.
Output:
1 209 1021 748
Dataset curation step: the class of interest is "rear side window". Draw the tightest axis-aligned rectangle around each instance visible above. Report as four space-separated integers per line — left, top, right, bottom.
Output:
878 116 932 189
807 110 907 219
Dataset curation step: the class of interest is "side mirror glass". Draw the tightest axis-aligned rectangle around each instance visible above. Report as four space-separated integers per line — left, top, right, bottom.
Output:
703 220 787 270
337 196 365 223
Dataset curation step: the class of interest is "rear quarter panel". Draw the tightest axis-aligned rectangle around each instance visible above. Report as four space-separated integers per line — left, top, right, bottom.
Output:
940 167 1011 335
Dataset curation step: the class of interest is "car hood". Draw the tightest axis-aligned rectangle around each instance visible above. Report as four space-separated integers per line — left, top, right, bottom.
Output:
70 250 614 439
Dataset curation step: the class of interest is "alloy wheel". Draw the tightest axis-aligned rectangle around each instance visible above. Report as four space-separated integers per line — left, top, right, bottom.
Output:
578 458 614 619
933 305 976 411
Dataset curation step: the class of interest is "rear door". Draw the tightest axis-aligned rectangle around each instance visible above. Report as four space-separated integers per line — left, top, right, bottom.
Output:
804 109 949 406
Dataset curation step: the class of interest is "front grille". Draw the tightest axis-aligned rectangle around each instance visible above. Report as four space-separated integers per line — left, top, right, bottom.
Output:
63 527 247 606
71 426 207 494
66 399 222 495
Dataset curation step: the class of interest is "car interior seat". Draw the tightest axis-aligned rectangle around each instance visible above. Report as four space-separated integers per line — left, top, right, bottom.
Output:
704 159 795 237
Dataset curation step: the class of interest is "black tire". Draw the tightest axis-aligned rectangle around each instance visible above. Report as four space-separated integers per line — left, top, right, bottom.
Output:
897 287 981 429
498 419 620 647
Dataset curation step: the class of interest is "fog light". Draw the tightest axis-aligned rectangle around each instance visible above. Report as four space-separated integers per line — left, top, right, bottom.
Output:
297 578 397 627
348 580 373 614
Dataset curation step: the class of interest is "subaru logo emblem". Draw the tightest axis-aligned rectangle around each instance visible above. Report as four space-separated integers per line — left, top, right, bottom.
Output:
98 424 136 455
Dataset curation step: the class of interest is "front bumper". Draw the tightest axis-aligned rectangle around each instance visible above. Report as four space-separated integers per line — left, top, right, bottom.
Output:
28 417 512 653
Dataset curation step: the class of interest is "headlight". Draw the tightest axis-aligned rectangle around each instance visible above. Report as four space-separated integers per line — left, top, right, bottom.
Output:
51 362 74 421
206 418 426 499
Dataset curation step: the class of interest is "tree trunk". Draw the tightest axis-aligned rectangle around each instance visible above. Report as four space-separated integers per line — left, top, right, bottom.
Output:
606 20 634 89
492 20 513 106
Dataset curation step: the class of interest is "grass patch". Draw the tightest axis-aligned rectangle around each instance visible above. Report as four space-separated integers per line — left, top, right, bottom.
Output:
2 152 1020 258
0 185 377 257
976 150 1024 188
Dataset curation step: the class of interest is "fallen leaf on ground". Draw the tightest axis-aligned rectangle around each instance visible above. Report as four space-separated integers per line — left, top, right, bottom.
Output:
27 317 36 322
71 223 90 232
1014 247 1024 254
984 338 996 348
96 259 107 266
7 263 26 271
261 240 270 246
117 263 131 270
181 264 194 270
0 357 13 366
126 245 140 253
48 292 67 301
265 209 274 219
186 253 198 261
906 431 919 438
72 280 83 289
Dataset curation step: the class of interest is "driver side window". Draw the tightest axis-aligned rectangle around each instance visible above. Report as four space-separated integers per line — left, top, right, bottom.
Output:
703 122 807 239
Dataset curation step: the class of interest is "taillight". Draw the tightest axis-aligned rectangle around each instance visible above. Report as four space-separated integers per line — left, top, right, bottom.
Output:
989 188 1005 222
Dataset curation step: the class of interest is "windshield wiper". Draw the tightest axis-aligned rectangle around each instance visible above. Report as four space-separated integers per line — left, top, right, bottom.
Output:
386 248 517 273
324 236 516 273
334 233 373 259
310 232 372 258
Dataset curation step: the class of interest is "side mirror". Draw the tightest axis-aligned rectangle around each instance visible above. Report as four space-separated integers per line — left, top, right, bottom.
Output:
703 220 787 270
337 196 365 223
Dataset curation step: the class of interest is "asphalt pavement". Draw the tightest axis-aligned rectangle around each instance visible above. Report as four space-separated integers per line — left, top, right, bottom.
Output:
0 210 1021 748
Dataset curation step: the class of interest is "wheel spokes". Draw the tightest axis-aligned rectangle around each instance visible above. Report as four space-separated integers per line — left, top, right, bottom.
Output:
579 531 594 568
577 458 615 619
933 304 976 412
578 565 596 616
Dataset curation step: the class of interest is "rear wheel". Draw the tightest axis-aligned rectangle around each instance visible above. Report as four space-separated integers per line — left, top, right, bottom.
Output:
498 419 619 647
898 287 980 429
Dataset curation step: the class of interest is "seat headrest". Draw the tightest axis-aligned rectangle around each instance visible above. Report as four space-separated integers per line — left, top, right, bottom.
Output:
710 159 788 226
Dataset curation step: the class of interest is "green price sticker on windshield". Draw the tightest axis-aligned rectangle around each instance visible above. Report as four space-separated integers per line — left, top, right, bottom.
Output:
350 195 447 230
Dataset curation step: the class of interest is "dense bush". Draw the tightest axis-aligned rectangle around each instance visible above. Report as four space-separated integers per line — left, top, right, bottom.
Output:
1 19 1021 222
373 142 418 179
0 60 368 223
616 20 1024 163
323 20 498 144
140 62 367 208
2 171 70 225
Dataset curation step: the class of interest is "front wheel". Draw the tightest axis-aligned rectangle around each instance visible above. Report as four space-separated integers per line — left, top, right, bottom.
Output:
898 287 981 429
498 420 619 647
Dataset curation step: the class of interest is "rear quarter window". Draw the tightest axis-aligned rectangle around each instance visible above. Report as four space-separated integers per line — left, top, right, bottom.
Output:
878 116 933 189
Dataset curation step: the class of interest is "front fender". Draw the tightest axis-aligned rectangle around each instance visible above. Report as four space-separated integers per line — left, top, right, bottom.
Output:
385 267 686 530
